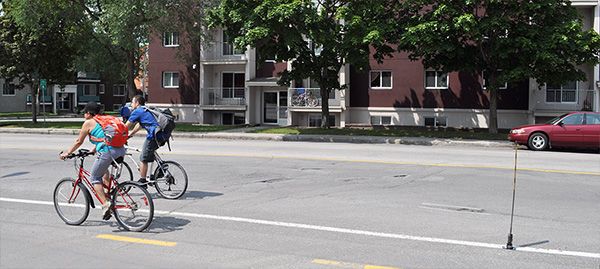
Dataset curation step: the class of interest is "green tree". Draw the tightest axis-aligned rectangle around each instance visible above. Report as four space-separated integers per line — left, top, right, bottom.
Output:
0 0 86 123
210 0 395 128
397 0 600 133
74 0 213 98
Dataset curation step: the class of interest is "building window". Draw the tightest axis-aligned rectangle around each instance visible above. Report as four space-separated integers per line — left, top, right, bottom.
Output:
162 72 179 88
222 72 245 98
424 116 447 127
223 31 244 55
546 81 577 103
222 112 245 125
113 84 126 96
370 116 392 125
2 83 16 96
82 84 97 96
482 71 507 90
163 32 179 47
112 104 121 111
425 70 448 89
99 84 105 94
370 71 392 89
309 114 335 127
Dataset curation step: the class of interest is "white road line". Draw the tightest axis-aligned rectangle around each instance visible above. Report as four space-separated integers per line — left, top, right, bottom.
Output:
2 197 599 259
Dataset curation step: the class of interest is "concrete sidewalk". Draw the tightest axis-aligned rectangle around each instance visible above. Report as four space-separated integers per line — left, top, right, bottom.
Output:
0 127 513 148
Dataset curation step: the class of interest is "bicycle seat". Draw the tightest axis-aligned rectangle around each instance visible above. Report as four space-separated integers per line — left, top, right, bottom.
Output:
112 156 124 165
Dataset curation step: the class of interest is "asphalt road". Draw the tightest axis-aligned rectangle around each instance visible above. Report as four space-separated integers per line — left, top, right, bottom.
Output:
0 133 599 269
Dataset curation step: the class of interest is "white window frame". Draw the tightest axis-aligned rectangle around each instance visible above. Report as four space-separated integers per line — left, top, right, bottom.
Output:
113 84 126 96
221 72 245 99
545 81 578 104
424 116 447 127
222 31 244 56
99 84 105 94
163 32 180 47
2 82 16 96
370 116 392 125
482 70 507 90
369 71 393 90
162 72 180 88
82 84 97 96
424 70 449 90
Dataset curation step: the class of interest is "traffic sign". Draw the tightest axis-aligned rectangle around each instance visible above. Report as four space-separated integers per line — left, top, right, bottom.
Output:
40 79 47 95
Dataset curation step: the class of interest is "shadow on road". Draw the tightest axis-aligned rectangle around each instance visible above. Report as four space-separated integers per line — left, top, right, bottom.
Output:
145 216 191 234
1 171 30 178
179 190 223 200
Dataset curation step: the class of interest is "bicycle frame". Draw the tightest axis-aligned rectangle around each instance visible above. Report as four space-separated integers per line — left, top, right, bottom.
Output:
124 146 165 180
67 155 145 211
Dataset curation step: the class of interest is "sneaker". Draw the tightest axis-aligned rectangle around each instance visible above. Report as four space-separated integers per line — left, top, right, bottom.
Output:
101 201 112 220
137 178 148 189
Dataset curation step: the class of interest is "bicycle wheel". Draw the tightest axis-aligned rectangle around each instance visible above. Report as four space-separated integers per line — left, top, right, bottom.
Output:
53 177 90 225
153 161 188 199
116 161 134 182
112 182 153 232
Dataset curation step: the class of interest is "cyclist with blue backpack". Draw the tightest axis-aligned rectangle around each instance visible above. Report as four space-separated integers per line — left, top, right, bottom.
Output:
59 101 128 220
125 95 167 186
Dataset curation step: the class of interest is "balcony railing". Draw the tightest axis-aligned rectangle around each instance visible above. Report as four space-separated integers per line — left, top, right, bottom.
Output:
581 89 596 111
202 88 246 106
201 42 247 62
288 88 341 108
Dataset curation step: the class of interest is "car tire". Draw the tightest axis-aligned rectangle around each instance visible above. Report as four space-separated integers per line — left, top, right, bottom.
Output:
528 133 549 151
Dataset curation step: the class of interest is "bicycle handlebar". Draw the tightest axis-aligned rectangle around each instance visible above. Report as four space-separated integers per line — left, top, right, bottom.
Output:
124 145 141 152
61 149 94 159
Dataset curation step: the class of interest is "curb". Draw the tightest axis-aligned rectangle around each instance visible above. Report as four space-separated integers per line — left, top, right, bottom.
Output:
0 127 512 148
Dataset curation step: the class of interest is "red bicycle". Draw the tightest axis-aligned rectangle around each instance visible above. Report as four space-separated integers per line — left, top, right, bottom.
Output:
53 149 154 232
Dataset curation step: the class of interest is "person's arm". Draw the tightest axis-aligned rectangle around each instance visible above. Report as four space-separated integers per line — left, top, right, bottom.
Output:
128 122 142 137
60 120 91 159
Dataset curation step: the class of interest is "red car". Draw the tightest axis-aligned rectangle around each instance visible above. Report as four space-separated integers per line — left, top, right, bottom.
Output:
508 112 600 151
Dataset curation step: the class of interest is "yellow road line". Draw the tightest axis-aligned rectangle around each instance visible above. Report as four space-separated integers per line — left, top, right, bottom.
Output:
1 145 599 176
312 259 399 269
96 234 176 247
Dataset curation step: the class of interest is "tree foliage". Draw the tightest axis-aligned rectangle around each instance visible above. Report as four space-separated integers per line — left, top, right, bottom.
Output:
210 0 396 128
397 0 600 133
0 0 87 122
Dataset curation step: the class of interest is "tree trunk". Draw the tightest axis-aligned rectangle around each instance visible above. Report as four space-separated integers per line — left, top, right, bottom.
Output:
31 80 38 124
126 49 137 99
488 73 499 134
320 88 330 128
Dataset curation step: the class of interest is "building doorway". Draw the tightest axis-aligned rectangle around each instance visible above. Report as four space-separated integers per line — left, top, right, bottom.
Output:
263 91 288 125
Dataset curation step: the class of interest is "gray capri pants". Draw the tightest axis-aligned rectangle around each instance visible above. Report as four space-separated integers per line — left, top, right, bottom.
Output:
90 147 127 184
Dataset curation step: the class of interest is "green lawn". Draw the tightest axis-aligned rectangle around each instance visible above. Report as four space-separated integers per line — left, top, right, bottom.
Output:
0 112 57 118
0 121 240 133
253 126 509 140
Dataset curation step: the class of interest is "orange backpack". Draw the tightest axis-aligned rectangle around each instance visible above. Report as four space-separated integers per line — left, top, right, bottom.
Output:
92 115 129 147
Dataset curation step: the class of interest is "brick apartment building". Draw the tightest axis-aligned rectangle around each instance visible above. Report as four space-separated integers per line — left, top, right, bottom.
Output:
145 1 599 128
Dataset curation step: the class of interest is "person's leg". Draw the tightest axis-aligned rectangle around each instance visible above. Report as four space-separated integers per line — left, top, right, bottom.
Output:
90 152 113 220
139 139 157 184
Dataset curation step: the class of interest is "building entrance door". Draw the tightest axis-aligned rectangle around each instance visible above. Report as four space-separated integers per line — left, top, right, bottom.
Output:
263 91 288 125
57 93 72 111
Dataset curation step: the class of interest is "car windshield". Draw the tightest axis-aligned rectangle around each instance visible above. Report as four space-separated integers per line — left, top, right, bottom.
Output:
546 114 568 125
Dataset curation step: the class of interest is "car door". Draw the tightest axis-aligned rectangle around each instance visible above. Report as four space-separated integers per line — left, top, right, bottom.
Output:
550 113 584 147
582 113 600 149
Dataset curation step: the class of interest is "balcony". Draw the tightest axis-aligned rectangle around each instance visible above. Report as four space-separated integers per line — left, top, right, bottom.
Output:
200 42 247 64
26 95 52 105
200 88 246 110
534 89 597 117
288 88 341 110
78 95 100 104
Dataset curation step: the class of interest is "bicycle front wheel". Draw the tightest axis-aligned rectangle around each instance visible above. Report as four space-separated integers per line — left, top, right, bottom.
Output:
116 161 134 182
112 182 154 232
154 161 188 199
53 177 90 225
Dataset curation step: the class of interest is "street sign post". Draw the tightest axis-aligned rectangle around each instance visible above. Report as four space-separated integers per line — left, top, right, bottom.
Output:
40 79 47 123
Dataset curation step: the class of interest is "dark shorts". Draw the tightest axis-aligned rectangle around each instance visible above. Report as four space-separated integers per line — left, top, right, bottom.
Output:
141 138 159 163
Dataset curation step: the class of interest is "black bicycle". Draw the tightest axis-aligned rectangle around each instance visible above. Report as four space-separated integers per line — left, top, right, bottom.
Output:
117 146 188 199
